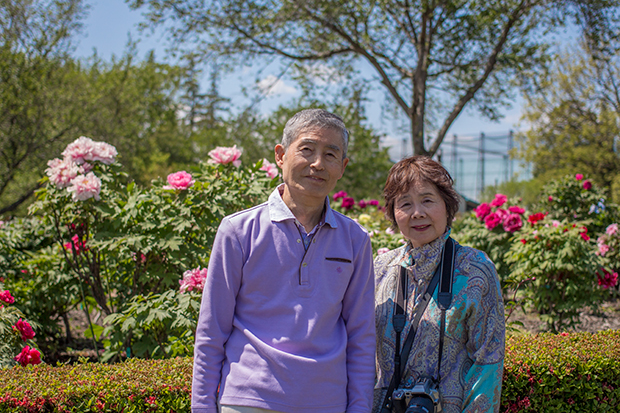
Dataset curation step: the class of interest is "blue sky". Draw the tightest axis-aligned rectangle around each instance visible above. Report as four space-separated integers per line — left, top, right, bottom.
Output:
75 0 525 161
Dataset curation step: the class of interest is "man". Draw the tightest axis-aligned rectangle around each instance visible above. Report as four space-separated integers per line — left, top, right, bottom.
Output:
191 109 376 413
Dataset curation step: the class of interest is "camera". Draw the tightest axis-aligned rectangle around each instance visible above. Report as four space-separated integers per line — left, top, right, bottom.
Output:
392 376 442 413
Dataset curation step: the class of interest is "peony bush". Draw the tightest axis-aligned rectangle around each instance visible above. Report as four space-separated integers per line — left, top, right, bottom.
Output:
452 193 527 285
2 136 279 362
0 284 42 368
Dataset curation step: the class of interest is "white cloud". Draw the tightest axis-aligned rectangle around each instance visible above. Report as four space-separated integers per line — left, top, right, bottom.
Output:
257 75 298 97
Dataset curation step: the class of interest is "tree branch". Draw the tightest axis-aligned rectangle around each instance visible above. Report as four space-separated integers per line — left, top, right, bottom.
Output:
429 0 532 156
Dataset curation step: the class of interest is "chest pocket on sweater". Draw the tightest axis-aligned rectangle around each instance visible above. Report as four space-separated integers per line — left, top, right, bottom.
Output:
322 257 354 301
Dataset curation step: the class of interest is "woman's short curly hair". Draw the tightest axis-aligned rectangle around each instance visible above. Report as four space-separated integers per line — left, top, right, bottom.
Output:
383 155 461 229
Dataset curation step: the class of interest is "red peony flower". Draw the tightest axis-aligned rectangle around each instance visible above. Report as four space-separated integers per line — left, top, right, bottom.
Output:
520 239 527 244
14 346 42 366
583 180 592 190
358 199 368 209
490 194 507 207
341 197 355 210
597 269 619 289
503 213 523 233
474 203 492 220
508 206 525 214
13 319 35 341
484 212 502 230
333 191 347 201
0 290 15 304
527 212 546 224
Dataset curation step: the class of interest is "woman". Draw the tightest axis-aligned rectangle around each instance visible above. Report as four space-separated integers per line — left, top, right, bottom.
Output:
374 156 505 413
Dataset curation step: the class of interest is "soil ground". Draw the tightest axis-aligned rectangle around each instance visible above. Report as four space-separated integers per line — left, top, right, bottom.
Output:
53 299 620 363
507 299 620 333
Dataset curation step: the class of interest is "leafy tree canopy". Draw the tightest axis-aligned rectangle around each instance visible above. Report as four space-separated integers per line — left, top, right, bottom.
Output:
515 43 620 201
128 0 620 156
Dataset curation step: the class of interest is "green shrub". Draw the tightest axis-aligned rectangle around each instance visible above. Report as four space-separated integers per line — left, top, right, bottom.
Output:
2 331 619 412
0 357 193 412
505 219 604 332
502 330 620 412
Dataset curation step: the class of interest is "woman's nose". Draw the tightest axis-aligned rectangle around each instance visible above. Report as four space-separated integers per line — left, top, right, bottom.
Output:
411 206 426 218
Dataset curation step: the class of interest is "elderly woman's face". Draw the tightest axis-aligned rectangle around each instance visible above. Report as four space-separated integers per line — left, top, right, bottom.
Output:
394 180 448 248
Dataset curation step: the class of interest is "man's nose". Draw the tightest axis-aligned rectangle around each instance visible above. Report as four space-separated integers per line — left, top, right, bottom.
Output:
310 154 325 170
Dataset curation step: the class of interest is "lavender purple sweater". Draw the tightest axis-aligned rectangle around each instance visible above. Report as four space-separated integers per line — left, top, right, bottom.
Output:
191 187 376 413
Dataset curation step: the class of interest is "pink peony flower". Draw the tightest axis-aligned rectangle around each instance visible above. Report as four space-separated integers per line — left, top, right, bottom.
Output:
503 213 523 233
64 234 87 254
341 197 355 210
333 190 347 201
552 220 560 228
377 247 390 255
358 200 368 209
548 196 553 202
179 267 208 293
484 212 502 230
495 208 508 220
13 319 35 341
385 227 395 235
67 172 101 201
0 290 15 304
508 206 525 214
474 203 492 220
583 180 592 190
490 194 507 207
45 158 81 188
208 145 242 167
597 269 619 289
14 346 42 367
597 242 610 256
62 136 117 165
164 171 195 190
260 159 279 179
606 223 618 236
575 173 584 181
90 141 118 165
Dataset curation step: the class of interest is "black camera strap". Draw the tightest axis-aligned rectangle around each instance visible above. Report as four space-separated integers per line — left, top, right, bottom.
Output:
380 237 456 413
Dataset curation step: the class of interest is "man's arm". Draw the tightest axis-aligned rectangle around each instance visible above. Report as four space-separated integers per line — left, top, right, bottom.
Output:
192 218 243 413
341 233 376 413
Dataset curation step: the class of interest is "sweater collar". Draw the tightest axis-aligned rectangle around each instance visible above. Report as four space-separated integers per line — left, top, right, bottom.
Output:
268 184 337 228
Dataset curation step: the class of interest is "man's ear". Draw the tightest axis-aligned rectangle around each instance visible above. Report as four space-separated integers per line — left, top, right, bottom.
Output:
339 157 349 178
274 144 286 168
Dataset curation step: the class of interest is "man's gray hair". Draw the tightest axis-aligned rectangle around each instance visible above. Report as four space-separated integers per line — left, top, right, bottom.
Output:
282 109 349 158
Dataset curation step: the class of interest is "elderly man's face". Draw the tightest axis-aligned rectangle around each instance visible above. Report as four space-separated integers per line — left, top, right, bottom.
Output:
275 128 348 204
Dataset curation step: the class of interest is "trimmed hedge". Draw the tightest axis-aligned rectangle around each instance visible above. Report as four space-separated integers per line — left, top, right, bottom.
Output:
502 330 620 412
0 357 192 412
1 331 619 412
